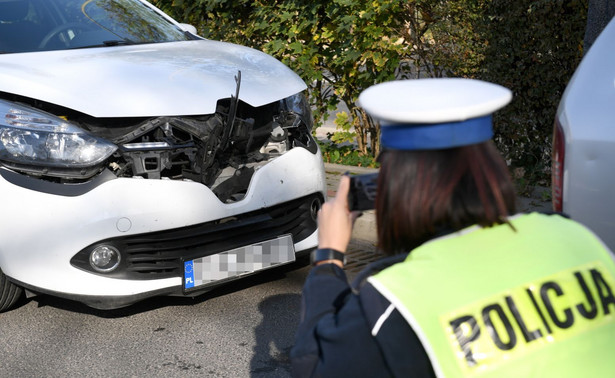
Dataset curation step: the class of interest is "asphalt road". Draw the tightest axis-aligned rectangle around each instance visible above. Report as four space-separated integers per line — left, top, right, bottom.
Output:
0 260 309 377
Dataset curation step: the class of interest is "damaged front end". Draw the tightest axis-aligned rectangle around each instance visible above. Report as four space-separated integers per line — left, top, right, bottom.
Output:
0 82 316 203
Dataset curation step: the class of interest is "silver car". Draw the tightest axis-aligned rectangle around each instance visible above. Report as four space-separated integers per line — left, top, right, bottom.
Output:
552 17 615 250
0 0 325 312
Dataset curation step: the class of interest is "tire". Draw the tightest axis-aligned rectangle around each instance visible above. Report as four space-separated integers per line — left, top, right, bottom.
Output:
0 268 23 312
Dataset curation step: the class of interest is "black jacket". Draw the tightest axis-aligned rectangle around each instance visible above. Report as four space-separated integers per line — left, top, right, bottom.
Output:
290 254 436 377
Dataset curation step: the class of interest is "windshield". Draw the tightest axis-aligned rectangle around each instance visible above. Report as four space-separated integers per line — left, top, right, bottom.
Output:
0 0 191 54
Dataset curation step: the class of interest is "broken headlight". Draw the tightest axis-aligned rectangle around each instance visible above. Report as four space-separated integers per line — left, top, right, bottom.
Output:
265 92 316 155
0 100 117 177
281 92 313 132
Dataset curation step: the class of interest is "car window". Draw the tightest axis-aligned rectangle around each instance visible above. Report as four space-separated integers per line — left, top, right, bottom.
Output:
0 0 191 54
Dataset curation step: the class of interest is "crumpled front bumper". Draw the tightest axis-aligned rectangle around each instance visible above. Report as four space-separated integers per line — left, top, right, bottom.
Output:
0 147 325 308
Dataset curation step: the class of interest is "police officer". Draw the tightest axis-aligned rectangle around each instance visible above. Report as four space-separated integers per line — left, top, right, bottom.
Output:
290 78 615 377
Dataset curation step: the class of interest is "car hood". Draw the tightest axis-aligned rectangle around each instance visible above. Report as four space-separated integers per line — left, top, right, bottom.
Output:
0 40 306 118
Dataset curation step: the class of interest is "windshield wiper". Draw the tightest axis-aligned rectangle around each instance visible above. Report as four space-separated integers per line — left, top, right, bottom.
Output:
102 40 135 46
68 40 136 50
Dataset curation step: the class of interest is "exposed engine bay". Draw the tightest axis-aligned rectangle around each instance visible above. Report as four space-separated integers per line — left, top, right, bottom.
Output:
0 87 316 203
105 98 315 203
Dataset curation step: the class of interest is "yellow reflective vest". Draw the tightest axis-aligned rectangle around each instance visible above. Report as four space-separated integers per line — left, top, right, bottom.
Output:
369 213 615 377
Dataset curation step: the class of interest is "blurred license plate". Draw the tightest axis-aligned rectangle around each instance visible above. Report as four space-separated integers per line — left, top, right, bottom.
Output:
183 234 295 291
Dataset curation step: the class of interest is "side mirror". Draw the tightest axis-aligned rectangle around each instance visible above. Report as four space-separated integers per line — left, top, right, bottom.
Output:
178 23 198 36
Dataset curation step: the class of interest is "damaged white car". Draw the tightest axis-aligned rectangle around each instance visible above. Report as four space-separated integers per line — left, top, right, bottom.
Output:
0 0 325 311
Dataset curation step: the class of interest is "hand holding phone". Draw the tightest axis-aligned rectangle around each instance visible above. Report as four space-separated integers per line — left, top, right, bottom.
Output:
347 173 378 211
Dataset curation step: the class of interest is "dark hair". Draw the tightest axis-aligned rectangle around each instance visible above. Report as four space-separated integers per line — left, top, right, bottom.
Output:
376 141 516 255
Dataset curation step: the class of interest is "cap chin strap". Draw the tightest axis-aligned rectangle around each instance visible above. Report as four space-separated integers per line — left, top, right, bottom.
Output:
380 115 493 150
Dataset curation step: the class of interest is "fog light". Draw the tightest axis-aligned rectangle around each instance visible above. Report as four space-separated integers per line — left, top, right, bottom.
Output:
310 198 322 221
89 245 121 273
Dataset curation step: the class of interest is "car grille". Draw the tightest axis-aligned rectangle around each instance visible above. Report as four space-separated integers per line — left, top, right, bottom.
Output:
71 193 322 279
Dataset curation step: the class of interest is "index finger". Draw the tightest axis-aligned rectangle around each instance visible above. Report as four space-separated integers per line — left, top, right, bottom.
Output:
334 175 351 208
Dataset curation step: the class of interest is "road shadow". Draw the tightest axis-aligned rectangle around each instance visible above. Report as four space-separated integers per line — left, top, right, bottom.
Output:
25 258 310 318
250 293 301 378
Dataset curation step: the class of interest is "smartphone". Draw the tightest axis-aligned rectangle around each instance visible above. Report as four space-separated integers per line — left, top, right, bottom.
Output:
347 173 378 211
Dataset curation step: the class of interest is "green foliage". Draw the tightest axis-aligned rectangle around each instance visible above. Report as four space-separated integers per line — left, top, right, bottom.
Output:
318 140 378 168
154 0 252 45
152 0 588 186
330 112 355 144
396 0 587 184
478 0 588 184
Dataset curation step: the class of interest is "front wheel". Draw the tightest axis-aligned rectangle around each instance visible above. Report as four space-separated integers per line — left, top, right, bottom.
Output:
0 268 23 312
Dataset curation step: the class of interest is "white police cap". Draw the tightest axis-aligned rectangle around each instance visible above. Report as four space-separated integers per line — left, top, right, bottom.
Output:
358 78 512 150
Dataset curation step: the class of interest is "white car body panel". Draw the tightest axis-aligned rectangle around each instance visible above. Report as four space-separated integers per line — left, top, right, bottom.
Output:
556 17 615 249
0 147 325 296
0 41 306 118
